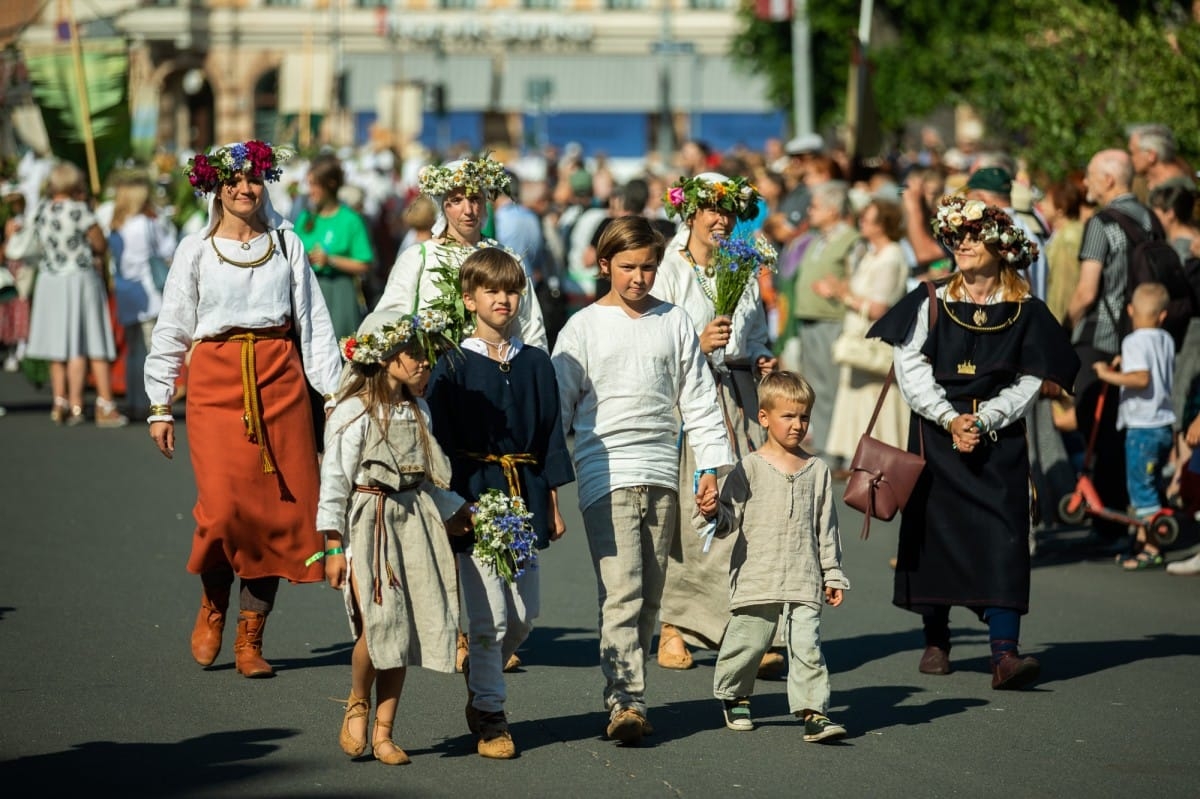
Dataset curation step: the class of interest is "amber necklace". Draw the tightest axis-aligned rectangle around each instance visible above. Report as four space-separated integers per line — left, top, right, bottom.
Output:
211 232 276 268
681 248 718 303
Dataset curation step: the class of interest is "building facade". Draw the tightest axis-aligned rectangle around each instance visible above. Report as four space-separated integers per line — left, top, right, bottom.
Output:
16 1 783 158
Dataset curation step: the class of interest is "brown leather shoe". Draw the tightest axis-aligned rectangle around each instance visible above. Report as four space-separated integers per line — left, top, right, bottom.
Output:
190 585 230 666
606 707 646 745
757 649 787 679
339 693 369 758
656 623 694 670
991 651 1040 690
233 610 274 678
503 653 522 672
372 719 411 765
918 645 951 675
477 710 517 759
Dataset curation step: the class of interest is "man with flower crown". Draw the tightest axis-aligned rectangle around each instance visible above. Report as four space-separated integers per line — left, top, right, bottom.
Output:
373 154 548 352
145 140 342 679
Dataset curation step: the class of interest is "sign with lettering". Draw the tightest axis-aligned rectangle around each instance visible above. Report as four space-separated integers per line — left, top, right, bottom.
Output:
381 16 594 47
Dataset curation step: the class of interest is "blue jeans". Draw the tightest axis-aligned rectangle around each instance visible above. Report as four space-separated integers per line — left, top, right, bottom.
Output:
1124 425 1174 517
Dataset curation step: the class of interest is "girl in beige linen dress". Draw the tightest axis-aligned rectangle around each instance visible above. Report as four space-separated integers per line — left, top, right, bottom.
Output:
318 309 472 766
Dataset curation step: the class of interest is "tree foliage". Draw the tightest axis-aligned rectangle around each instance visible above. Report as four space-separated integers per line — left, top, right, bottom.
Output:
730 0 1200 180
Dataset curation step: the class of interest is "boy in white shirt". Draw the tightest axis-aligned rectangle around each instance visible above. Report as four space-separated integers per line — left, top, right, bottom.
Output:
552 217 733 745
1094 281 1177 570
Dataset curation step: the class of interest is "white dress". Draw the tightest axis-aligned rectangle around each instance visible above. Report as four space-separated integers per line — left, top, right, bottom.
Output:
825 241 911 459
375 238 548 352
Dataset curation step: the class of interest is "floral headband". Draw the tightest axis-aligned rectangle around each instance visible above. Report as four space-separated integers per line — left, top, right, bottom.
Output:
417 154 512 199
663 174 761 222
932 195 1038 270
185 140 295 196
340 309 454 365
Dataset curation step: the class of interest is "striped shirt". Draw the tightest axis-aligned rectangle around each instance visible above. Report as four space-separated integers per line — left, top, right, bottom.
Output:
1075 194 1154 354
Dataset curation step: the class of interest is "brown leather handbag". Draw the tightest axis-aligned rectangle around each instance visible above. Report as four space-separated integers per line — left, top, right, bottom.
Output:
842 281 937 538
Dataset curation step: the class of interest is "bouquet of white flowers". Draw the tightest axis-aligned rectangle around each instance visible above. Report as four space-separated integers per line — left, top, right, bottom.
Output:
470 488 538 584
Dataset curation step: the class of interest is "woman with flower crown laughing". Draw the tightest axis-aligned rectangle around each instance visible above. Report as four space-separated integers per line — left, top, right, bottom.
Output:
867 195 1078 691
374 154 547 352
145 140 342 679
651 172 782 674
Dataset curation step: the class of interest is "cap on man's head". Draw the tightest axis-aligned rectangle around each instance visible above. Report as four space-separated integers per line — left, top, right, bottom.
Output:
569 169 593 195
965 166 1013 196
785 132 825 156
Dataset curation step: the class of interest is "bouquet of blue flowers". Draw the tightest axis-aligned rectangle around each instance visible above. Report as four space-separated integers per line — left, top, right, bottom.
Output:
708 233 778 317
470 488 538 584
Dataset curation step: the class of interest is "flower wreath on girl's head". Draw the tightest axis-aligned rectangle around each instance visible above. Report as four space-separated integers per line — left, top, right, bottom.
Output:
663 173 761 222
417 153 513 199
340 309 455 366
932 194 1038 269
184 140 296 196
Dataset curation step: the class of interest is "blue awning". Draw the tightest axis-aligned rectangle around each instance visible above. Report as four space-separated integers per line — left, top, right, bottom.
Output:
526 112 649 158
691 111 787 154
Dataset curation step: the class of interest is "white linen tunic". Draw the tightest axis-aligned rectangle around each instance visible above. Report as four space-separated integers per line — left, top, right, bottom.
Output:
143 229 342 407
551 301 734 512
375 238 548 352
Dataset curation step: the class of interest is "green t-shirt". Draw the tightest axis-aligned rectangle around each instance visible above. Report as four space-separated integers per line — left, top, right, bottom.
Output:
293 204 375 276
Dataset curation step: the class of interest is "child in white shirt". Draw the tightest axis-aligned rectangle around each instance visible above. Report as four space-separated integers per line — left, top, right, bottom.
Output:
551 217 733 746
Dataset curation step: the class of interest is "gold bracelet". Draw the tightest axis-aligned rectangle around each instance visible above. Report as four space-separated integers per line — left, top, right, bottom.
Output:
149 404 171 416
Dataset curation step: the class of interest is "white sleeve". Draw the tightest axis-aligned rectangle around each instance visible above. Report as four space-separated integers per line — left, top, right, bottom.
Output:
976 374 1043 431
893 292 957 426
144 235 202 407
316 405 366 534
550 319 585 439
375 243 424 314
516 256 549 352
677 317 735 470
287 229 342 397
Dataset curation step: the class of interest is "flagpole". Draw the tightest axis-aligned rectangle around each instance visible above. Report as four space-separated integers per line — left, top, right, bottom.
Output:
64 0 100 196
791 0 812 136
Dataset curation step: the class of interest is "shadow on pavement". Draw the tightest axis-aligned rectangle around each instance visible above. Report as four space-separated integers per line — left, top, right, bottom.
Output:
0 728 312 794
511 625 598 669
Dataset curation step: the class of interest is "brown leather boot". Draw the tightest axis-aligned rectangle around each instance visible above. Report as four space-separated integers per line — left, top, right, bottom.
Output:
233 610 274 678
190 585 230 667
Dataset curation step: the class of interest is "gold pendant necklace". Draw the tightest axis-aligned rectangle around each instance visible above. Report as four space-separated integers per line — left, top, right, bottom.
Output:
211 234 276 268
972 307 988 326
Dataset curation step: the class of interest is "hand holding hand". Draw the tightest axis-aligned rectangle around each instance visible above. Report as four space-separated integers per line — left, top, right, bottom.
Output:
695 472 719 517
950 412 981 454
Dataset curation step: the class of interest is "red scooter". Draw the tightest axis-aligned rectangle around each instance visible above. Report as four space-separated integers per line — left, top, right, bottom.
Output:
1057 386 1180 546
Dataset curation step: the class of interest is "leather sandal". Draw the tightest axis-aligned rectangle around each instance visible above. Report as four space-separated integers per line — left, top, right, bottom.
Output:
338 693 369 758
372 719 411 765
656 623 694 670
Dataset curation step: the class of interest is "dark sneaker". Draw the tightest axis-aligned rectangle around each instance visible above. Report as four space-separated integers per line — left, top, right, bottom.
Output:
606 707 646 744
801 712 847 743
721 697 754 731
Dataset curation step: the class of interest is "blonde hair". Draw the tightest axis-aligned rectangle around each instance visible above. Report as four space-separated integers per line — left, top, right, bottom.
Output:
460 247 527 295
758 370 815 411
110 176 155 232
946 268 1030 302
1130 281 1169 317
45 161 86 198
404 195 437 232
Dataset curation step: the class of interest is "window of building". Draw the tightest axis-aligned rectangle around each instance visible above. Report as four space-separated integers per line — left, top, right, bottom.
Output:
605 0 649 9
263 0 302 7
688 0 732 7
522 0 560 8
355 0 390 7
439 0 479 9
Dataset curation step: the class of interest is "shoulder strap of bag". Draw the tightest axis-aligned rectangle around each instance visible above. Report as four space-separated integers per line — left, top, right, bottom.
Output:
862 280 937 459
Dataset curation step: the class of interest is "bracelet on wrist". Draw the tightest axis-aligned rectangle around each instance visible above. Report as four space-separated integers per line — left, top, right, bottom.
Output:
304 546 345 566
149 404 171 417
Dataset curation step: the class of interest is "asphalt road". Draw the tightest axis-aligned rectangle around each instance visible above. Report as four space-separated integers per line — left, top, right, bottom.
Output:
1 370 1198 798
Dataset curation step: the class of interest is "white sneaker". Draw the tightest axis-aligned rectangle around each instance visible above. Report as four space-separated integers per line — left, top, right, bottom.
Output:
1166 553 1200 576
2 355 17 372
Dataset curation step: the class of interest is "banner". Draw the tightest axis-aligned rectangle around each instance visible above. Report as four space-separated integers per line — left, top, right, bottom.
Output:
23 41 130 183
755 0 792 22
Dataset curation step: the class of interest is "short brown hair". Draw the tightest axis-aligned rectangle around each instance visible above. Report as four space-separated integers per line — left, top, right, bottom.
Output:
459 247 527 295
866 198 904 242
596 216 666 265
1131 281 1169 317
757 370 815 411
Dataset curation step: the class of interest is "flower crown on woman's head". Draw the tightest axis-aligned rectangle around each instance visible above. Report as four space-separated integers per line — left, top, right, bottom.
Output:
340 309 454 365
663 174 761 222
932 195 1038 270
417 154 512 199
184 140 295 196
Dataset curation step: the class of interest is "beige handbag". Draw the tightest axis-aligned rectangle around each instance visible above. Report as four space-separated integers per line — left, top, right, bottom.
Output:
831 307 894 376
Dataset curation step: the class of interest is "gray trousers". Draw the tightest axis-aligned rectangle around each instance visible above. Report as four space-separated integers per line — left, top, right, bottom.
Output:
797 319 843 461
713 601 831 716
582 485 677 719
458 552 539 714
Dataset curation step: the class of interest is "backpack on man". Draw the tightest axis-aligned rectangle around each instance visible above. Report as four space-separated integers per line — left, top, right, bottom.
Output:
1096 208 1197 348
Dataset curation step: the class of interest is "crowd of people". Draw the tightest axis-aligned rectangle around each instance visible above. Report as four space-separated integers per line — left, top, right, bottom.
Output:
1 122 1199 763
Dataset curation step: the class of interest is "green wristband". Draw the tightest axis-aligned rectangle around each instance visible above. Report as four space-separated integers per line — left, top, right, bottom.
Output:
325 547 344 556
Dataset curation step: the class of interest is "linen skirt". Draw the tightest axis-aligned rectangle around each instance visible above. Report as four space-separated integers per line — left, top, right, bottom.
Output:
25 268 116 361
185 334 325 584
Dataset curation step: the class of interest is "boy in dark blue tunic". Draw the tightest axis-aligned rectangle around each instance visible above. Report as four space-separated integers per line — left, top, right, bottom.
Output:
427 247 575 757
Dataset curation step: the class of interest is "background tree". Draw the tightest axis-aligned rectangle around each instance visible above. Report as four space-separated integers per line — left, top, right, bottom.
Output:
732 0 1200 181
